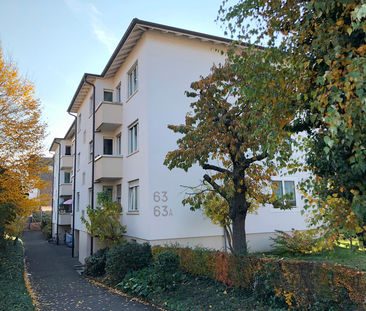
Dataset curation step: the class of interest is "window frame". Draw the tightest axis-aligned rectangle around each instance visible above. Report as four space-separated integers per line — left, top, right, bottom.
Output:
103 89 113 102
89 141 93 161
64 172 71 184
128 180 139 212
103 138 113 155
116 133 122 155
128 122 139 155
128 62 138 98
65 145 71 156
116 83 121 103
272 180 297 208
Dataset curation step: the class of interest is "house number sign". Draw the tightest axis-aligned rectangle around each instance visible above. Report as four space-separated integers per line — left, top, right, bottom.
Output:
153 191 173 217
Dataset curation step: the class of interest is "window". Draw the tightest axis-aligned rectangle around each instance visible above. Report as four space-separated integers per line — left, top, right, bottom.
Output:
89 141 93 161
103 90 113 102
103 138 113 155
78 114 81 130
83 131 86 144
128 64 138 97
128 180 139 211
128 123 138 154
77 153 80 169
116 133 121 155
272 180 297 207
82 172 85 186
103 186 113 201
76 192 80 212
89 95 93 115
64 172 71 184
116 184 121 205
88 188 92 206
65 146 71 155
116 83 121 102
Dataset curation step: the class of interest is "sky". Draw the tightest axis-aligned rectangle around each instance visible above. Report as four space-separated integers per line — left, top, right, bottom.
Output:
0 0 238 155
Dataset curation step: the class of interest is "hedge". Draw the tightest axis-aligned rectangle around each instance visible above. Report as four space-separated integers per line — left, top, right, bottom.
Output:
152 246 366 310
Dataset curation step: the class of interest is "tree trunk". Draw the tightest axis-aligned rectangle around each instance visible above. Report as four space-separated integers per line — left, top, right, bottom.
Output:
232 212 247 252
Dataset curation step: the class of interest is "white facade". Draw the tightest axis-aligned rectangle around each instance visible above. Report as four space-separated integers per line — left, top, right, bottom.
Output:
49 125 75 244
52 19 308 263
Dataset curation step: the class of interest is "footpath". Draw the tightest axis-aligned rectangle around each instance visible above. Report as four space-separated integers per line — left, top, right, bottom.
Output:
22 231 158 311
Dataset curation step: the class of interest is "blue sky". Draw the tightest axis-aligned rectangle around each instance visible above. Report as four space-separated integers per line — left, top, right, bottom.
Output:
0 0 237 153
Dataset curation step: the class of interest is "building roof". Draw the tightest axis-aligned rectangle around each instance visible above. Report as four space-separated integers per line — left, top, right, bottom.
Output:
67 18 246 113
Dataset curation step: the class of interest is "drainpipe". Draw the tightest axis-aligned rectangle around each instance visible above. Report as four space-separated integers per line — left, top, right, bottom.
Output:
54 141 61 245
84 76 95 256
68 112 77 258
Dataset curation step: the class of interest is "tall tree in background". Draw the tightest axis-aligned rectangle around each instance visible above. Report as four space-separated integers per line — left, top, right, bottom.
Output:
165 62 294 252
0 44 48 238
219 0 366 246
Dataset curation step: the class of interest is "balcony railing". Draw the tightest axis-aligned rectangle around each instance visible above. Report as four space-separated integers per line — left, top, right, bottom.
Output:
95 101 123 131
59 212 71 225
60 155 73 170
59 183 72 196
95 155 123 181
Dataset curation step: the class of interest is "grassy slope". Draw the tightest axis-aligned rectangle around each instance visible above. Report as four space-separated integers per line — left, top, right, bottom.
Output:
0 239 35 311
268 240 366 271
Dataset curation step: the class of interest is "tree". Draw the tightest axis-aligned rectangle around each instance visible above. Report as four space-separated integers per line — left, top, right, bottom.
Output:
164 63 293 252
81 190 127 249
0 44 48 229
219 0 366 246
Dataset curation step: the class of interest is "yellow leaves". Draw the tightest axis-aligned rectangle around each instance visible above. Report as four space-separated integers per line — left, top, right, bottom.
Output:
356 45 366 56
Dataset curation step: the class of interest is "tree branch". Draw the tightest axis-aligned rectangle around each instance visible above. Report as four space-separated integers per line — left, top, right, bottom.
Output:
203 174 227 199
202 163 232 175
246 150 268 165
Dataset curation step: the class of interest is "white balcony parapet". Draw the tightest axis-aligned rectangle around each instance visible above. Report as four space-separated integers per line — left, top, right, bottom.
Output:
95 155 123 181
95 101 123 131
59 183 72 196
60 155 73 170
59 213 71 225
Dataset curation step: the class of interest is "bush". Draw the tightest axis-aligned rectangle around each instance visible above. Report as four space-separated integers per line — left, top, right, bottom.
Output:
105 242 152 280
118 267 155 298
270 229 316 255
153 250 183 289
84 248 108 277
42 219 51 239
0 239 35 310
152 246 366 310
117 250 185 298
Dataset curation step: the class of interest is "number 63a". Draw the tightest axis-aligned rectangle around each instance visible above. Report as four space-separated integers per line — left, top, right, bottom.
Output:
154 206 168 217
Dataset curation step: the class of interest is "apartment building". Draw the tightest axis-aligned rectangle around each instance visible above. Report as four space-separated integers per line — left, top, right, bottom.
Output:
51 19 308 263
50 122 75 244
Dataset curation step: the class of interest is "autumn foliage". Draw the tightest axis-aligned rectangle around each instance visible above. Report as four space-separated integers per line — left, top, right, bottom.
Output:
0 44 48 239
219 0 366 247
152 245 366 309
165 62 293 252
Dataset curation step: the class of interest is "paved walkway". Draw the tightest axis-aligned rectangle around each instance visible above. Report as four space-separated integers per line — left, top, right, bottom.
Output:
22 231 158 311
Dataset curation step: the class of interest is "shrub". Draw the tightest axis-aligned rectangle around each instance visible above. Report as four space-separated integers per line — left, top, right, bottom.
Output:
270 229 316 255
117 250 185 298
105 242 152 280
84 248 108 277
153 250 183 289
118 267 155 298
152 246 366 310
42 219 51 239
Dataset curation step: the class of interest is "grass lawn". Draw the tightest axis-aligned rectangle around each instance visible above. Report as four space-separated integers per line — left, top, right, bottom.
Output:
265 239 366 271
0 239 35 311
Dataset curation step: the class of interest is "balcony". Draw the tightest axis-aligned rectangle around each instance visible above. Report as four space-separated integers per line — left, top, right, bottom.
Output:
59 183 72 196
60 155 73 170
59 212 71 225
95 155 123 181
95 102 123 131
